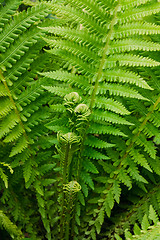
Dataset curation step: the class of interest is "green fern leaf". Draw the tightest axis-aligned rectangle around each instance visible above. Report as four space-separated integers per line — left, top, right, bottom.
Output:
23 157 33 183
0 210 23 239
3 124 24 143
81 171 94 190
150 111 160 127
105 54 160 68
110 38 160 53
0 0 21 31
107 189 115 210
98 83 148 100
40 70 91 91
0 111 19 138
149 205 159 224
133 223 141 235
122 0 152 9
104 68 152 89
129 148 152 172
0 3 50 53
118 2 160 24
95 97 130 115
82 158 99 174
0 98 14 117
34 180 44 196
92 110 133 125
0 167 8 188
118 169 132 189
112 180 121 204
113 22 160 39
42 85 71 97
104 198 112 218
80 181 88 197
135 134 157 159
50 104 66 113
85 135 114 149
141 214 150 231
83 147 109 160
97 208 105 226
88 123 127 136
127 157 148 183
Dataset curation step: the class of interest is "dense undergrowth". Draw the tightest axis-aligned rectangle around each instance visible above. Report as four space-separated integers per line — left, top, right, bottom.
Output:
0 0 160 239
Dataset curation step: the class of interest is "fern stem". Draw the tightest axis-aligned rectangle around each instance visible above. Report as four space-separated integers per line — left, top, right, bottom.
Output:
60 143 72 239
89 3 120 110
70 4 120 236
0 70 30 146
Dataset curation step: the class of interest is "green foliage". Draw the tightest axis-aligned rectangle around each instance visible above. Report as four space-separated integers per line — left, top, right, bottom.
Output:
41 0 160 238
0 210 23 239
0 0 160 239
0 0 57 239
124 206 160 240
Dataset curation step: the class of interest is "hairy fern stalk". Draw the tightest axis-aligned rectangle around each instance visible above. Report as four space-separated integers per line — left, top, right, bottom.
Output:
40 0 160 239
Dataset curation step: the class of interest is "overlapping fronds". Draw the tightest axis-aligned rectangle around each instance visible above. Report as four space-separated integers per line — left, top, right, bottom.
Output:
0 0 160 239
0 0 51 168
0 1 57 238
40 0 160 238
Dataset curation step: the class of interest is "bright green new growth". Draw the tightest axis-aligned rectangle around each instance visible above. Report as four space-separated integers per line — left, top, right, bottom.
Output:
56 92 91 239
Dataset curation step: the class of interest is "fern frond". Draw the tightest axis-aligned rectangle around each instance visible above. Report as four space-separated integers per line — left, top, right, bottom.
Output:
98 83 148 100
0 0 21 31
122 0 153 9
109 38 160 53
42 85 71 97
41 0 160 238
113 22 160 39
118 2 160 24
0 111 19 138
1 27 42 70
82 147 109 160
0 1 52 198
129 148 152 172
3 124 23 143
0 3 50 53
85 135 114 149
0 210 23 239
134 134 157 159
40 26 102 49
88 123 127 136
52 2 108 36
103 69 152 89
91 110 133 125
40 70 91 92
105 54 160 68
94 97 130 115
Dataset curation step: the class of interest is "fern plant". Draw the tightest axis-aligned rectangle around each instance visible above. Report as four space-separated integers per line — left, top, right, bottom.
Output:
40 0 160 239
0 0 160 239
0 0 59 239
